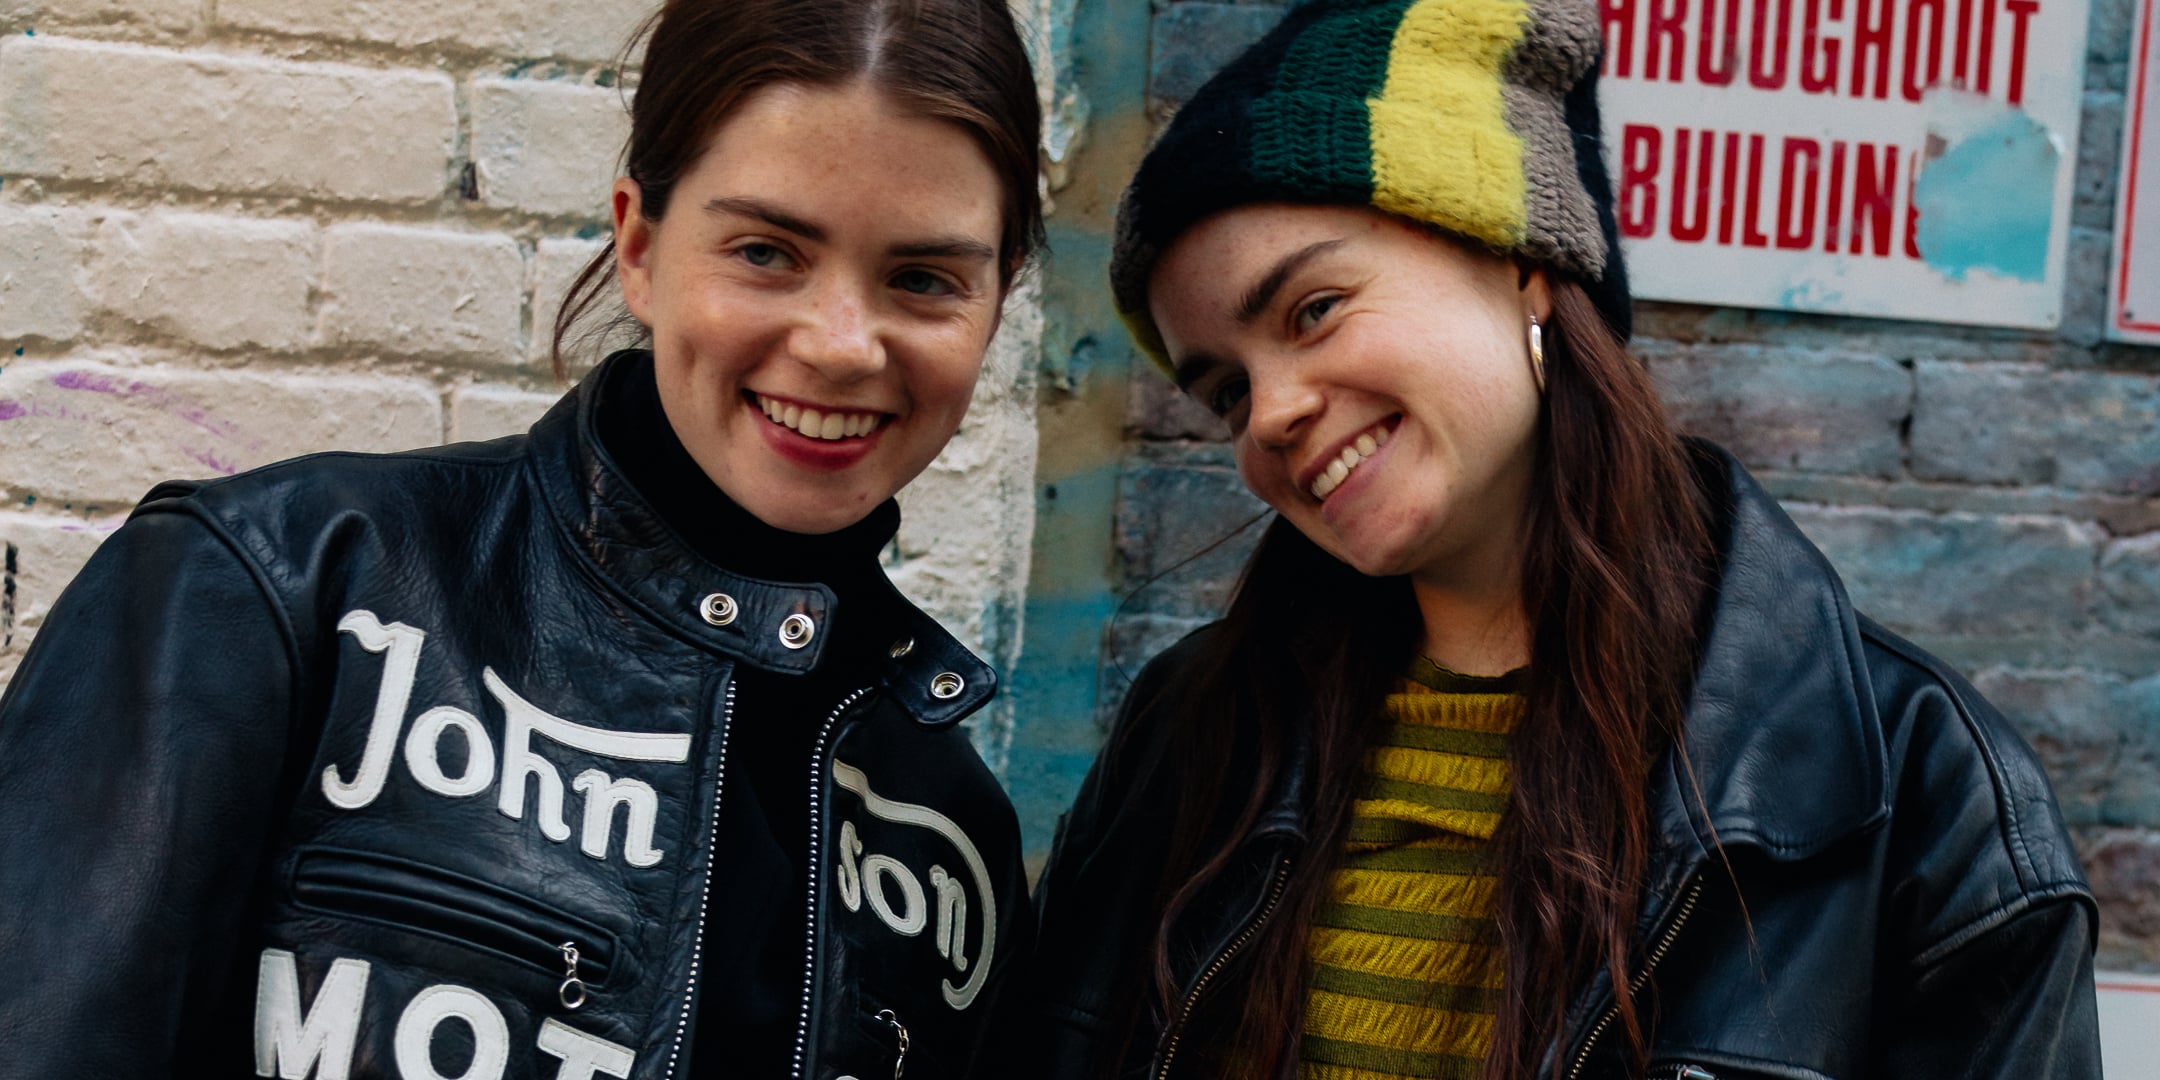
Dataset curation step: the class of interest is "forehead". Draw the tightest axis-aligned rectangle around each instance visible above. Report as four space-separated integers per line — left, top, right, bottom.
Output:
679 80 1001 233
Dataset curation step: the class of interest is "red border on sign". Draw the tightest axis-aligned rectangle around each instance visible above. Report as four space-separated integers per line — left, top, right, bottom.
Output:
2120 0 2160 331
2099 979 2160 993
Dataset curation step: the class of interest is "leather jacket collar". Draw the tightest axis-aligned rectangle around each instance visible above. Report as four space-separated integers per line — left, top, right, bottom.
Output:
526 353 996 727
1653 442 1890 865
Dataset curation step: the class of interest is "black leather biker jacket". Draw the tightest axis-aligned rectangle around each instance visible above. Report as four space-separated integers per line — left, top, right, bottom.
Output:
1002 443 2101 1080
0 351 1029 1079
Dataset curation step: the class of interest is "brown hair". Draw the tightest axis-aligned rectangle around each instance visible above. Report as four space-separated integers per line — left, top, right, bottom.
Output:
549 0 1045 375
1114 276 1715 1078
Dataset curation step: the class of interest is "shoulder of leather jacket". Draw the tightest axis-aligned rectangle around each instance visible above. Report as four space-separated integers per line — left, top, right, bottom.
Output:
124 364 997 731
1659 442 2089 913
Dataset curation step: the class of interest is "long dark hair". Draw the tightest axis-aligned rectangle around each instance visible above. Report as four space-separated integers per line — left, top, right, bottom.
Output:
1115 276 1715 1078
549 0 1045 375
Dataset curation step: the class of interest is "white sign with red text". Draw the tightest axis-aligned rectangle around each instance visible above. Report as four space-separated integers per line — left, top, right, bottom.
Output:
1598 0 2089 328
2109 0 2160 341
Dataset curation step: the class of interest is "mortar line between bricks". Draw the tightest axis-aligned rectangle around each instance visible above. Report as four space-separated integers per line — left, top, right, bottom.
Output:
4 179 612 233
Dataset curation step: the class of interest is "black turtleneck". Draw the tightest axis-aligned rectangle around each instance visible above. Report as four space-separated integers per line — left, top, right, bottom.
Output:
594 354 906 1076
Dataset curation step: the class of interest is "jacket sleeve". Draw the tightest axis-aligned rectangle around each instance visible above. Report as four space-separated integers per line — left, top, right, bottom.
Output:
0 505 299 1076
1867 895 2102 1077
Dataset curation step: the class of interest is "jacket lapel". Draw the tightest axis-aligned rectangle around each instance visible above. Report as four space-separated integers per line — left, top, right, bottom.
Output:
1654 445 1890 867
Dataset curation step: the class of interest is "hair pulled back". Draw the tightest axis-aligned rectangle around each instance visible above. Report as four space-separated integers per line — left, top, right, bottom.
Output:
551 0 1044 375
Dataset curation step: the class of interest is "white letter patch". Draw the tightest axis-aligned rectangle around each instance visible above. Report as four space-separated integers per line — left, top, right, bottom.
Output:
831 759 998 1009
254 949 370 1080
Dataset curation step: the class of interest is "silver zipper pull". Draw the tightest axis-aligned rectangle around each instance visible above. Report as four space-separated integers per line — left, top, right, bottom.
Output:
1673 1067 1717 1080
876 1009 909 1080
559 941 587 1010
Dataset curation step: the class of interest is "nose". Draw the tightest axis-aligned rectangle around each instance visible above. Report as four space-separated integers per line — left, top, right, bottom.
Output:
1242 362 1323 451
788 278 884 382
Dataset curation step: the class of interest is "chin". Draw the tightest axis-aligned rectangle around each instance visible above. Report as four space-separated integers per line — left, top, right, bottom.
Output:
731 480 886 535
1298 522 1414 579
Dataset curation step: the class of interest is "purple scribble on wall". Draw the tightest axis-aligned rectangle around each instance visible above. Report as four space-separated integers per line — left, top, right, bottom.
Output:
184 448 242 476
0 400 24 422
48 370 257 447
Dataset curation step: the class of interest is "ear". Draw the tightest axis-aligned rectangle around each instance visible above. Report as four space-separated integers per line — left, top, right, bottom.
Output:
1518 262 1554 324
613 177 656 325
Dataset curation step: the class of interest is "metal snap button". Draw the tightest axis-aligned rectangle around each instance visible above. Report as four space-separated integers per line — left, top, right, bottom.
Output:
699 593 738 627
889 637 915 660
779 613 816 650
929 672 964 700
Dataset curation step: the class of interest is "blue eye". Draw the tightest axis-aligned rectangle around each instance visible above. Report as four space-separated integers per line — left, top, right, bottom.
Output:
894 269 955 296
1294 294 1339 332
739 243 786 268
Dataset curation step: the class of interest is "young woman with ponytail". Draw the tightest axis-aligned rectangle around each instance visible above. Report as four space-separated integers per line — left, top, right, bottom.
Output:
999 1 2102 1077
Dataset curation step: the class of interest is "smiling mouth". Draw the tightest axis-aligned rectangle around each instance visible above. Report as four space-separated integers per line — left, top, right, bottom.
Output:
750 392 889 441
1310 419 1395 501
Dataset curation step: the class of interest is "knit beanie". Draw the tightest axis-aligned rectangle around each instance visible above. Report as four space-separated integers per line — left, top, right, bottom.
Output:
1110 0 1632 374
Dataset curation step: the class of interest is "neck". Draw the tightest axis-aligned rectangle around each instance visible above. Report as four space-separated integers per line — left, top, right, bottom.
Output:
1409 543 1529 677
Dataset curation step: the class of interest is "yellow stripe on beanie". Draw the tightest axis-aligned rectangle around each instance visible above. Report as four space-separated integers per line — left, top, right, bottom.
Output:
1368 0 1532 251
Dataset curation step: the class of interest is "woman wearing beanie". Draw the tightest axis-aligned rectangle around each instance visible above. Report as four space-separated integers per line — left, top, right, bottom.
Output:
1002 0 2102 1077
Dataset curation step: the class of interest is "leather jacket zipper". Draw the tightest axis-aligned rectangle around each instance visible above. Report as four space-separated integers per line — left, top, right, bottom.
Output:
1565 876 1705 1080
663 680 737 1080
789 686 875 1080
1151 853 1293 1080
290 847 614 987
877 1007 910 1079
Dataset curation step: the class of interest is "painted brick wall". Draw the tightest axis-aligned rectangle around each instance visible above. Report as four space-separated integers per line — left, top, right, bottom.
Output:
1116 0 2160 971
0 3 1043 762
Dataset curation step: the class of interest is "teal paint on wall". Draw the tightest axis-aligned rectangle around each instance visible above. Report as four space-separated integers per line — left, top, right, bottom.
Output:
1915 107 2059 283
1003 0 1158 861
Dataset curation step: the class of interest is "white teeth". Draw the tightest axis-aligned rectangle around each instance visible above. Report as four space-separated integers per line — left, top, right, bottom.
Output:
1308 422 1393 502
753 394 884 441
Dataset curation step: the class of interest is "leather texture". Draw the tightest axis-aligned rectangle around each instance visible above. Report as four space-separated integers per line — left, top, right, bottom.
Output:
1000 443 2101 1080
0 351 1029 1079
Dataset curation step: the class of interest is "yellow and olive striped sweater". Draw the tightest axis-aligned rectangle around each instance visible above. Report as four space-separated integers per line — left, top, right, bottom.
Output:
1301 659 1521 1080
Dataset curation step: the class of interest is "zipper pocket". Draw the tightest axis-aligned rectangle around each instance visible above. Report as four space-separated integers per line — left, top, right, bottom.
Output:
290 846 617 986
875 1008 909 1080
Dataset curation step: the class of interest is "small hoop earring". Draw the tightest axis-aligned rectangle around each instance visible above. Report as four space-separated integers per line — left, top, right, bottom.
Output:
1528 315 1546 394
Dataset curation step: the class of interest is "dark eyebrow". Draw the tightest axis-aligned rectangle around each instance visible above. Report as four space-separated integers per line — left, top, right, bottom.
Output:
892 237 998 262
1236 239 1344 324
703 196 825 242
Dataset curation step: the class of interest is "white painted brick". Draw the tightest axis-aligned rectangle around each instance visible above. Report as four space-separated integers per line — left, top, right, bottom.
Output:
888 281 1040 763
0 36 454 203
0 360 443 507
530 235 614 365
88 211 316 351
320 225 523 362
0 204 89 341
0 510 114 691
216 0 651 64
471 77 629 219
5 0 199 31
449 384 561 443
